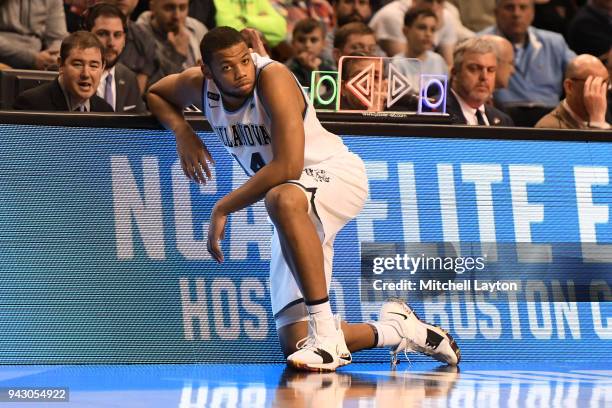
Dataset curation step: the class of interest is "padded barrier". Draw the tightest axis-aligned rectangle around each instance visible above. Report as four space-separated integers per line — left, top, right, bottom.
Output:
0 112 610 363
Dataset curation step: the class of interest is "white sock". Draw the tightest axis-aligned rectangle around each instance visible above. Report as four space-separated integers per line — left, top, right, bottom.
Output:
370 321 403 347
306 299 337 338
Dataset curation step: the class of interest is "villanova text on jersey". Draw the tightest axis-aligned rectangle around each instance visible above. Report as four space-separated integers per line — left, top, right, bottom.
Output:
213 124 272 148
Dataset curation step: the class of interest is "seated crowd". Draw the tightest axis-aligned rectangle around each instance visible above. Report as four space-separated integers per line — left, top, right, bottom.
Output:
0 0 610 129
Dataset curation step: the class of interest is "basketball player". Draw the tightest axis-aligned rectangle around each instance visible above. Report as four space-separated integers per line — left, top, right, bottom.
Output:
147 26 460 371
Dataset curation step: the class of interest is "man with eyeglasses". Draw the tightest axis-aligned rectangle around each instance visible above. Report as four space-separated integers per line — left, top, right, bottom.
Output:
536 54 610 129
84 3 146 113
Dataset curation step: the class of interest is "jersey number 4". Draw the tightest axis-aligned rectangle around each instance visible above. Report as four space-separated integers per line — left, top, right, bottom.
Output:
232 152 266 175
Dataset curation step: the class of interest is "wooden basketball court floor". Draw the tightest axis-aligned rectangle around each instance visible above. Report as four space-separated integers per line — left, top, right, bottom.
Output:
0 361 609 407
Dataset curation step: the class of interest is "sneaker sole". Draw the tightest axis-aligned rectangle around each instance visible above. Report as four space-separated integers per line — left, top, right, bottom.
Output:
287 357 352 373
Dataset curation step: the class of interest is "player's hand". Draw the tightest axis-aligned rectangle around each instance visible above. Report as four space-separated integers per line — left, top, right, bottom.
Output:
583 75 608 124
175 124 215 184
207 206 227 263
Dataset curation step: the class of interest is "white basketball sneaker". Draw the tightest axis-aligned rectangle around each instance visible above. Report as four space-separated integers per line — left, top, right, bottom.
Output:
287 315 352 372
379 298 461 366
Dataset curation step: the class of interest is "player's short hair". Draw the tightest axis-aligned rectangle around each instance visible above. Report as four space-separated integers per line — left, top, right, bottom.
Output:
333 22 374 50
59 31 105 65
452 37 497 73
404 6 438 27
82 3 128 33
200 26 247 65
293 18 326 38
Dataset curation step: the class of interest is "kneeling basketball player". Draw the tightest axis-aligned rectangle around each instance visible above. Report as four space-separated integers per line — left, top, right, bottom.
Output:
147 26 460 371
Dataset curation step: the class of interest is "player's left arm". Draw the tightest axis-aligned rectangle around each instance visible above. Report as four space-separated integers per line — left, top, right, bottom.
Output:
206 63 307 262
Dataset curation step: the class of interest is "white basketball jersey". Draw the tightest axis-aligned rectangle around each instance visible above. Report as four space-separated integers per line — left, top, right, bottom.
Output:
202 53 347 176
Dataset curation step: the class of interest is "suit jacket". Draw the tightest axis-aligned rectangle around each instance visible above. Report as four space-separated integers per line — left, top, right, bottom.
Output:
535 100 612 130
446 91 514 126
113 63 146 113
13 78 114 112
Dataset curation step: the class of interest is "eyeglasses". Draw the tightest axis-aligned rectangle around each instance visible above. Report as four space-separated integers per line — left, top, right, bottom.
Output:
569 77 612 91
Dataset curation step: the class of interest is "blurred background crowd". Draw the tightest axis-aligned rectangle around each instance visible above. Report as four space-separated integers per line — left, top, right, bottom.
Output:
0 0 610 128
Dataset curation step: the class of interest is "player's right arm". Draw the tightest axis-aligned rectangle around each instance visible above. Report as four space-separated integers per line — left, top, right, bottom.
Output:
147 67 214 184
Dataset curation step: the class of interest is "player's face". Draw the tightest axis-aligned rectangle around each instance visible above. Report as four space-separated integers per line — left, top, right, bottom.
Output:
292 28 325 56
204 42 256 100
59 47 105 103
404 15 437 56
495 0 534 41
452 51 497 108
151 0 189 34
91 15 126 69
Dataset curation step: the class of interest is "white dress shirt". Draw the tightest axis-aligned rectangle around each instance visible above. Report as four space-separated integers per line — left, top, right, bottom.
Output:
451 89 489 125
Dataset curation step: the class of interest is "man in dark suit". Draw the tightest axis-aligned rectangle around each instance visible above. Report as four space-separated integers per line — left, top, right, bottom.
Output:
14 31 113 112
84 3 146 113
446 37 514 126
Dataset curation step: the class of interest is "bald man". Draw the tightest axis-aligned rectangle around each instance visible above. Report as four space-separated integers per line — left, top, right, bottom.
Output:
481 34 515 89
535 54 610 129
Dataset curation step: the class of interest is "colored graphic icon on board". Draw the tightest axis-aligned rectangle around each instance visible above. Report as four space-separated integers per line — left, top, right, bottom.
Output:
337 56 384 112
386 63 416 109
418 74 448 114
309 71 340 110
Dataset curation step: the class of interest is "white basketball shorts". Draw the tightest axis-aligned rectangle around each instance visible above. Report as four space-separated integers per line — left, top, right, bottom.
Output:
270 150 368 329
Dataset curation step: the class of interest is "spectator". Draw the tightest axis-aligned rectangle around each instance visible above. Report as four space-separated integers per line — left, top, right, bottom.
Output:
137 0 207 76
446 37 514 125
105 0 164 92
320 0 377 61
481 34 515 89
392 7 448 76
0 0 68 69
84 3 146 112
533 0 576 36
189 0 216 29
13 31 113 112
213 0 286 47
449 0 496 32
333 0 372 27
286 19 335 87
480 0 576 127
536 54 610 129
270 0 335 61
332 22 378 65
369 0 466 64
567 0 612 59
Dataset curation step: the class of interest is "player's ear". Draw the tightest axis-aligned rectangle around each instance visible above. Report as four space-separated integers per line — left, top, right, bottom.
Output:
201 63 213 80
